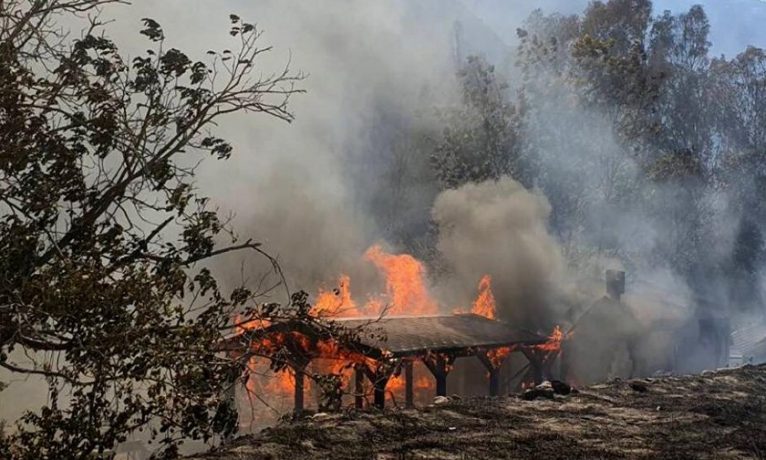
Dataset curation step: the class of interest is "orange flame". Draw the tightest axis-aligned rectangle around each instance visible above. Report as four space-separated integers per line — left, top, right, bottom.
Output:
469 275 497 319
312 274 358 317
488 346 513 368
363 245 439 316
384 361 434 403
243 358 297 401
308 245 443 318
535 325 566 353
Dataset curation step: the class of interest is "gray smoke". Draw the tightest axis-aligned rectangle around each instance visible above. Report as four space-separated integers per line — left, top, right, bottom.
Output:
5 0 766 436
432 177 565 329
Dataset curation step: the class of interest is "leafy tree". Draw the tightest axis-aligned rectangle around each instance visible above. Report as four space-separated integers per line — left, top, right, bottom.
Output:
0 1 351 457
516 9 643 264
729 218 764 308
710 46 766 308
430 55 523 189
572 0 659 132
712 46 766 182
647 6 714 167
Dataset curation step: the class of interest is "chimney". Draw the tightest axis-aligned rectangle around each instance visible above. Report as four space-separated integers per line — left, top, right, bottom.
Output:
606 269 625 301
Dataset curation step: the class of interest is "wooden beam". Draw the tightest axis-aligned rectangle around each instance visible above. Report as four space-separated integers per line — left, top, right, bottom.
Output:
404 360 414 408
422 354 451 397
354 366 365 409
521 348 544 385
476 351 501 396
294 366 305 415
475 352 494 372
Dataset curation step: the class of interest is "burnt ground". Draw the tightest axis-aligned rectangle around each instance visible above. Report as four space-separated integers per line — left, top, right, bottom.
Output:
191 364 766 459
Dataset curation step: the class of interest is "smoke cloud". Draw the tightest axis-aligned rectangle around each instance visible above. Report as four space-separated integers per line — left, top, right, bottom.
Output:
432 177 565 329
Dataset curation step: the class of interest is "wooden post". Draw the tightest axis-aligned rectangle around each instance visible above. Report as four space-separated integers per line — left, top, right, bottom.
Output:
404 360 414 408
371 367 393 409
293 366 305 415
423 354 451 397
373 377 387 409
354 366 365 409
542 352 555 382
559 341 571 383
436 356 447 396
488 369 499 396
521 348 544 385
476 351 502 397
363 362 396 410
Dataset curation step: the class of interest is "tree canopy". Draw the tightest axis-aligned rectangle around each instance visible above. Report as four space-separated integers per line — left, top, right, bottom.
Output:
0 1 344 457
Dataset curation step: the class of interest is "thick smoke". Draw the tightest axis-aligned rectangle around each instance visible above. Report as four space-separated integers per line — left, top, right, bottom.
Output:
432 178 565 329
70 0 766 366
137 0 465 294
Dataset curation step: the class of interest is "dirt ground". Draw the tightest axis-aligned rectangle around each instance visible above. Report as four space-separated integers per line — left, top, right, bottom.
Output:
191 364 766 459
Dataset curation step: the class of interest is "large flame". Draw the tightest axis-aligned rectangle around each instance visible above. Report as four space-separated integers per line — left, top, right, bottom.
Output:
363 244 439 316
310 245 441 318
470 274 497 319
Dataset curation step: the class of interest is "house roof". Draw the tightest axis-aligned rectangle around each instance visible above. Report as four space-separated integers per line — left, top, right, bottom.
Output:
221 314 548 360
332 314 547 357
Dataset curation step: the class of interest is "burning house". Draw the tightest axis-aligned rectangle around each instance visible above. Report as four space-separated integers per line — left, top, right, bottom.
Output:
559 270 642 384
221 245 569 420
223 313 562 413
223 244 737 422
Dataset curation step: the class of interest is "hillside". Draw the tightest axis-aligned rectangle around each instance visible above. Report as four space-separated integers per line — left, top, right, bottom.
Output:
191 365 766 460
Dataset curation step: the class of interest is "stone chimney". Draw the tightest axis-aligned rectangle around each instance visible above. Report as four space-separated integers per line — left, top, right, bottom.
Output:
606 269 625 301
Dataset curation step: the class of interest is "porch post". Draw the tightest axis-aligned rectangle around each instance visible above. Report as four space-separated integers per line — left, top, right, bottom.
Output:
354 366 365 409
404 360 414 408
422 354 451 397
476 351 502 397
293 365 306 415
